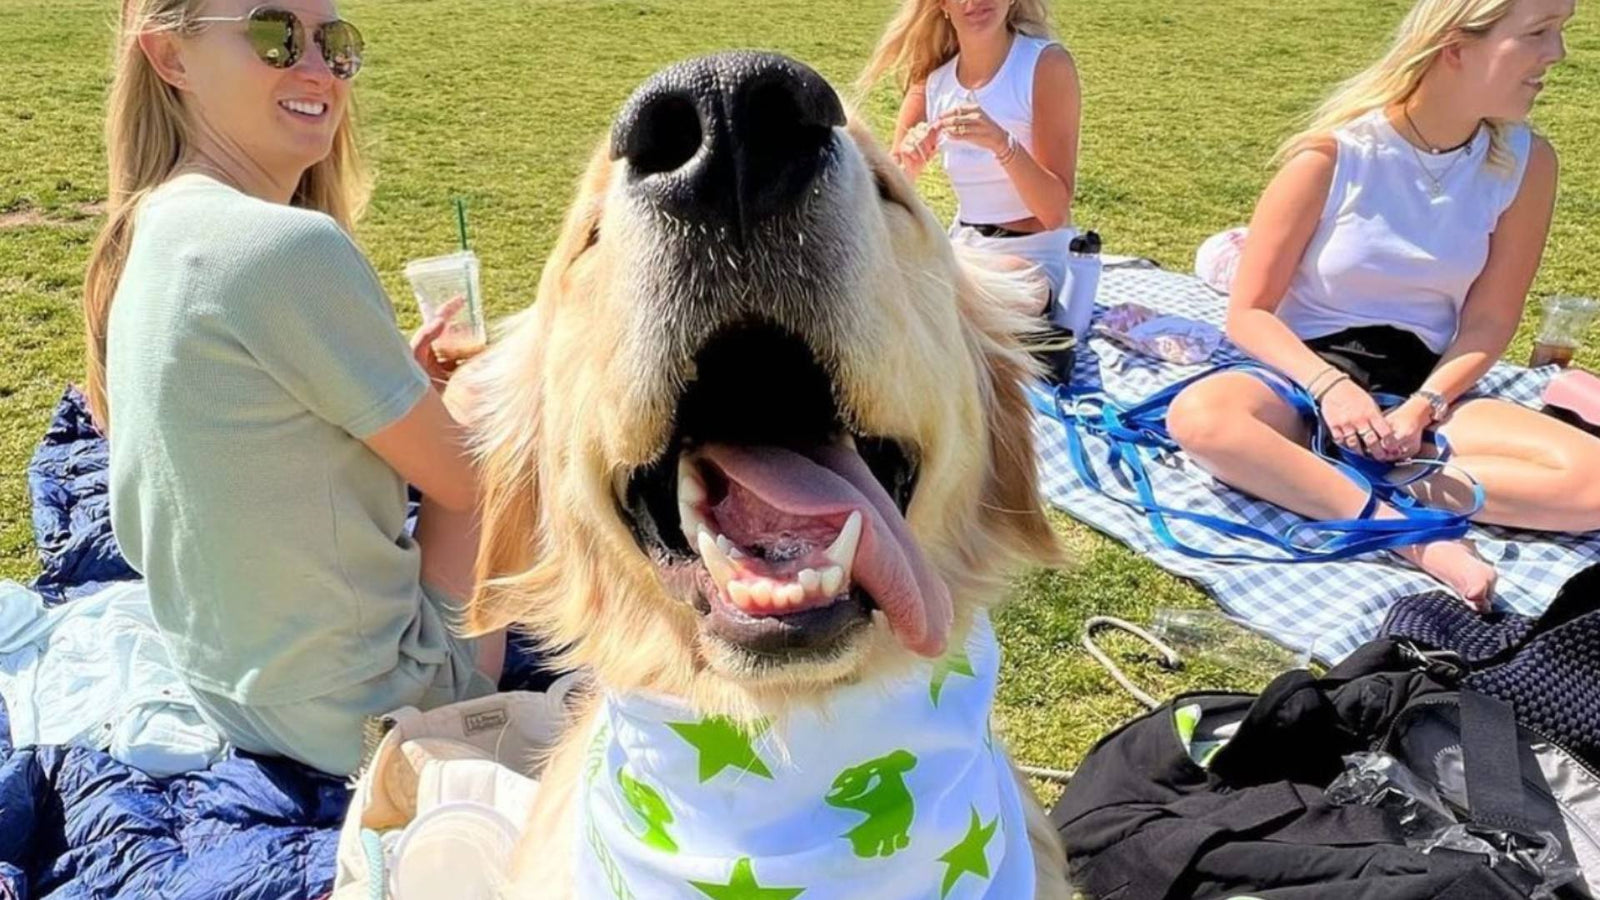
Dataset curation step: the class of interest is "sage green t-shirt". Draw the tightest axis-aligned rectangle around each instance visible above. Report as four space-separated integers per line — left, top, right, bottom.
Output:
107 175 431 705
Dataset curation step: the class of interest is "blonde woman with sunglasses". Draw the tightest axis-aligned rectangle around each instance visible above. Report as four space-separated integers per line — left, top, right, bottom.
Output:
1166 0 1595 609
85 0 503 776
860 0 1081 315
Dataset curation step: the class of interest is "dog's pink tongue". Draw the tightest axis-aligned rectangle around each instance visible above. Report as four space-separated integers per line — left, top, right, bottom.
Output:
698 444 952 657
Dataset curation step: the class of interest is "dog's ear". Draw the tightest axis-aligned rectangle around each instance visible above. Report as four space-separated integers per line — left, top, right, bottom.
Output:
955 253 1063 569
463 141 616 637
979 335 1062 566
461 334 547 636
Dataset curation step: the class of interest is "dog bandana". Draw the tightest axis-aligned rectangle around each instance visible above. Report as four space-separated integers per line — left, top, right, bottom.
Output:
573 614 1035 899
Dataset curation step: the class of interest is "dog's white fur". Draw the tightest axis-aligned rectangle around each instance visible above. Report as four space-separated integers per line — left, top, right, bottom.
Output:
461 104 1071 898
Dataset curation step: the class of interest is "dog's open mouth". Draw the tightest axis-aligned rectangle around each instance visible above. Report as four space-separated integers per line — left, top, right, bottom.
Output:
617 323 951 662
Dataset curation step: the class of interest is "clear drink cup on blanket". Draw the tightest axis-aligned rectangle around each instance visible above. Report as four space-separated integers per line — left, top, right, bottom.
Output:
1151 608 1317 673
404 251 487 363
1530 296 1599 370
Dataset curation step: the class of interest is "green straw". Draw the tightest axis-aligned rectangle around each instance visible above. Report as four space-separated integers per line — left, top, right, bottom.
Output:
453 197 479 332
454 197 470 252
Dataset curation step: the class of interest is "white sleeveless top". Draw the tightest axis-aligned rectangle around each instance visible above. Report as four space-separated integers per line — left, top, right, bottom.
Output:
926 34 1058 225
1277 109 1533 353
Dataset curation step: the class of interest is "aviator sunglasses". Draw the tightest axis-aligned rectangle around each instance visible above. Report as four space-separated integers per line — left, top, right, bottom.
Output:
191 6 364 80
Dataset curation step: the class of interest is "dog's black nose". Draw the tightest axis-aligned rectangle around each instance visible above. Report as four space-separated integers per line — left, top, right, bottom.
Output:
612 51 845 236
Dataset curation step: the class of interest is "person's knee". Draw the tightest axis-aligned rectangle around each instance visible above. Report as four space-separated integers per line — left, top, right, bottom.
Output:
1167 386 1237 456
985 254 1049 315
1555 474 1600 531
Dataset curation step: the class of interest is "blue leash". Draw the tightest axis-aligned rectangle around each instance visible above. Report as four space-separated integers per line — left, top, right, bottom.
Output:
1031 362 1486 563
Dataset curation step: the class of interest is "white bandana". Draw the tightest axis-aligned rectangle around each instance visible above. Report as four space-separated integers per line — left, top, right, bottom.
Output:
573 614 1034 899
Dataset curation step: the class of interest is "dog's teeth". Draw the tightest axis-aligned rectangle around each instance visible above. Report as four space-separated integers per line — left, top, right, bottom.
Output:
836 433 858 451
824 511 863 574
775 582 805 608
678 457 705 504
821 565 844 596
747 579 774 608
716 534 744 560
679 503 710 549
728 581 752 607
678 458 718 549
696 527 736 590
797 568 821 593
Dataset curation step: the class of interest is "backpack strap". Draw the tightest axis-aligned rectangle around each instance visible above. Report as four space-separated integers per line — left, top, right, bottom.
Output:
1458 688 1537 836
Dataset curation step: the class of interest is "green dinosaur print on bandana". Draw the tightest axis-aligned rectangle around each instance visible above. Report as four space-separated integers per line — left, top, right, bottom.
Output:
937 805 998 897
616 768 679 853
929 650 976 707
688 857 806 900
667 716 774 782
823 749 918 858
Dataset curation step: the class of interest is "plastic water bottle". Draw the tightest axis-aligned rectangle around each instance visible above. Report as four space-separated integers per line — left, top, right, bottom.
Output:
1052 230 1102 339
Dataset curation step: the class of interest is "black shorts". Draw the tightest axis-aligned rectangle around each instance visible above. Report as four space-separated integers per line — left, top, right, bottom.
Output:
1303 325 1440 398
956 219 1034 239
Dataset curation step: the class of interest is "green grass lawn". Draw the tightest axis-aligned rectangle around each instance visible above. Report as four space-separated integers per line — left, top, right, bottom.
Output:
4 0 1599 797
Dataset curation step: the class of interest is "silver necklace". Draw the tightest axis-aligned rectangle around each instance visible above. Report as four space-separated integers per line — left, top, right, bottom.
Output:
1401 108 1469 199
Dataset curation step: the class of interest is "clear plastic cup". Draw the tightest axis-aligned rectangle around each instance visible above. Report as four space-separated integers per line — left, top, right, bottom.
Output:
1530 296 1600 369
404 251 487 363
1151 608 1316 673
389 801 519 900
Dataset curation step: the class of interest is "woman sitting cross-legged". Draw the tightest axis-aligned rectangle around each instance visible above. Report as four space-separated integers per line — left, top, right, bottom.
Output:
1167 0 1598 608
859 0 1080 315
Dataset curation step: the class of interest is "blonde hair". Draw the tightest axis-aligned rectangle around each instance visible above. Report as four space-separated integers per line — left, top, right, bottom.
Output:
83 0 371 430
1277 0 1521 171
857 0 1053 95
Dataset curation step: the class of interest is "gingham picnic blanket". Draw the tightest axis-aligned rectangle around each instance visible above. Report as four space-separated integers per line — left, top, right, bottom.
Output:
1030 263 1600 662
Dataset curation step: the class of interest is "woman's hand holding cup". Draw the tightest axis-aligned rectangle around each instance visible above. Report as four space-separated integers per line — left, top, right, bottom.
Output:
411 296 481 385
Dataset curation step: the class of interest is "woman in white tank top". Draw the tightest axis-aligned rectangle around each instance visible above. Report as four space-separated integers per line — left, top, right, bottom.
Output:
859 0 1081 314
1167 0 1594 607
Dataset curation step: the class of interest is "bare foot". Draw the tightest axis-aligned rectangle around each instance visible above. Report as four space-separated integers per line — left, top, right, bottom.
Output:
1400 539 1496 611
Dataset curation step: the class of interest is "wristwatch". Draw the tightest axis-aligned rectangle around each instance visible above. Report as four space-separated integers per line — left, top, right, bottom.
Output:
1412 389 1449 423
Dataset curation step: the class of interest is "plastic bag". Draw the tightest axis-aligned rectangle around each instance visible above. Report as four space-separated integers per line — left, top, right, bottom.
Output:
1096 303 1221 365
1325 752 1458 838
1327 753 1582 899
1415 824 1580 900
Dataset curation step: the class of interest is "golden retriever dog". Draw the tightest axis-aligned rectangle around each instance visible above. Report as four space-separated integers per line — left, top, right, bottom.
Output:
463 51 1069 899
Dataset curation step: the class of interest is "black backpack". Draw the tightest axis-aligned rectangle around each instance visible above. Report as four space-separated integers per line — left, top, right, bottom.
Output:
1052 567 1600 900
